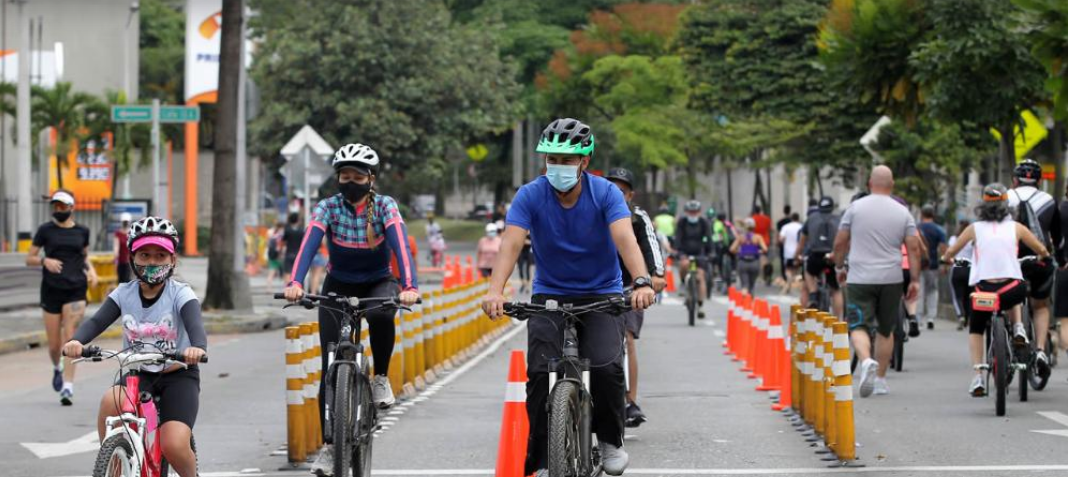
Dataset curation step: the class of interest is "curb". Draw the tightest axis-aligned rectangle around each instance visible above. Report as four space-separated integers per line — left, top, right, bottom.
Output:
0 311 291 357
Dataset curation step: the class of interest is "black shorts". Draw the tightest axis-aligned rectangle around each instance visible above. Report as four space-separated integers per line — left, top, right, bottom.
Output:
623 309 644 339
115 367 201 428
784 258 801 269
969 280 1027 335
1021 258 1055 300
1055 269 1068 318
40 283 87 314
803 253 839 290
902 269 911 290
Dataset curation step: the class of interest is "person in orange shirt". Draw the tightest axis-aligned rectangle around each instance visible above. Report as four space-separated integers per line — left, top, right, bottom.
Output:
751 205 772 286
391 235 419 281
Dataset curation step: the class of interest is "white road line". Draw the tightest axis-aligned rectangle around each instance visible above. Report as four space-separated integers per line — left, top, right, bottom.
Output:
434 322 527 388
171 465 1068 476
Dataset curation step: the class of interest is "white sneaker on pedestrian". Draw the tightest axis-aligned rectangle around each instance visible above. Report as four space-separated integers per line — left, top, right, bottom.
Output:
599 442 629 476
969 374 986 397
873 377 889 395
372 375 395 409
1013 323 1029 346
310 445 334 477
857 358 878 398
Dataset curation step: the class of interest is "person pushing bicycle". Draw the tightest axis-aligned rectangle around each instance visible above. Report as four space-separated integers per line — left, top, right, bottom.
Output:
282 143 420 476
481 118 656 477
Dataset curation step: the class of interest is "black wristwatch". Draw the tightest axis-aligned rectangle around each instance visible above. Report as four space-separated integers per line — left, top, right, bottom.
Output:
633 276 653 289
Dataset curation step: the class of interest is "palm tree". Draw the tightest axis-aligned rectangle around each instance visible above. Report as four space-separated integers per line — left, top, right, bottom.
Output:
30 82 103 189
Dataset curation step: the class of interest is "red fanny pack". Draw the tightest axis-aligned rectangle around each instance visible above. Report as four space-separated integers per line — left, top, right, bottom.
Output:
970 280 1019 312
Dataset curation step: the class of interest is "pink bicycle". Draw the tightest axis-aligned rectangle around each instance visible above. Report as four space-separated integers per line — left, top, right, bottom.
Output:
75 345 207 477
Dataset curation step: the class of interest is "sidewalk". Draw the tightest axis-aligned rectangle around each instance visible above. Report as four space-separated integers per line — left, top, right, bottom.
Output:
0 241 462 355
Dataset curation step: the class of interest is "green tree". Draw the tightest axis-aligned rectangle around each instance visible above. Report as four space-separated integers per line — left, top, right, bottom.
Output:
140 0 185 104
872 119 978 209
1014 0 1068 121
250 0 520 202
30 82 104 189
909 0 1046 172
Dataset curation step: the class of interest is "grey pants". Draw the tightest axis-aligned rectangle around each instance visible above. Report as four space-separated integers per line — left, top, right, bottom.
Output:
739 258 761 294
920 269 940 324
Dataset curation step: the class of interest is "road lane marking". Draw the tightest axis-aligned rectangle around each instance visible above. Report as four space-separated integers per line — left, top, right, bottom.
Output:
1032 411 1068 437
21 431 98 459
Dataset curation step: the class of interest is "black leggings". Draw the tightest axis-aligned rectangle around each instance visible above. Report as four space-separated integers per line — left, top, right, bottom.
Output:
950 264 971 320
317 274 398 439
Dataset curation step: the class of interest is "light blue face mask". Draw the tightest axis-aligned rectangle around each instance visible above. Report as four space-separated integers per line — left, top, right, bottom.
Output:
545 163 580 192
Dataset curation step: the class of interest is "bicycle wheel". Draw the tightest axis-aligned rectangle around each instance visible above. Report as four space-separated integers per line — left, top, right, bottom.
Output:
991 317 1009 417
687 277 697 327
334 363 356 477
352 370 375 477
548 380 591 477
92 434 135 477
160 436 197 477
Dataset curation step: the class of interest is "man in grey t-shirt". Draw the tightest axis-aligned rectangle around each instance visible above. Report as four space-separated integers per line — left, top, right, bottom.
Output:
833 166 922 398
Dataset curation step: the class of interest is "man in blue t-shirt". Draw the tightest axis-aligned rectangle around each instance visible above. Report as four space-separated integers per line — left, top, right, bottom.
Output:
482 118 656 477
917 206 947 333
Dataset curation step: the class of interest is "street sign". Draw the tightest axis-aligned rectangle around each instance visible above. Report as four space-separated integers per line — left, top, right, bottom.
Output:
111 105 201 123
111 105 153 123
160 106 201 123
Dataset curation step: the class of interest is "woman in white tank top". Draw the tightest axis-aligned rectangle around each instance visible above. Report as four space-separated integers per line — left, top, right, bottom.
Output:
942 184 1050 397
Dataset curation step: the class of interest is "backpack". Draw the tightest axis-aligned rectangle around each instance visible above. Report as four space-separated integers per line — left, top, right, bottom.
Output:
1013 189 1050 251
807 212 838 253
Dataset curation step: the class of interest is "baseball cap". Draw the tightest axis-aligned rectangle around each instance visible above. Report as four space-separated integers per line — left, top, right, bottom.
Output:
50 190 75 206
605 168 635 188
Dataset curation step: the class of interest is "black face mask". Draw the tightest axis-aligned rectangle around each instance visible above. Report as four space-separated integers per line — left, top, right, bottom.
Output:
339 181 372 203
53 211 72 223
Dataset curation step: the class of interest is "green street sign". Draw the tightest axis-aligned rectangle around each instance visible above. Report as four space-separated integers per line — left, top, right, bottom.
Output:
110 105 200 123
111 105 153 123
160 106 200 123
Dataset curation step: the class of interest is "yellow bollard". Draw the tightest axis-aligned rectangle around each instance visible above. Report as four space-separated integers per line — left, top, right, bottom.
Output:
789 305 802 413
821 314 838 458
811 312 826 435
402 310 416 393
802 310 818 426
310 322 323 450
832 321 859 464
389 313 404 396
433 290 445 373
285 327 307 463
299 323 318 454
413 310 428 390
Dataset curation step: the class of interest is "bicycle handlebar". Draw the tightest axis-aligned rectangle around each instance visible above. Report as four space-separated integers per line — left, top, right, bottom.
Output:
77 345 208 364
502 295 630 320
273 293 421 311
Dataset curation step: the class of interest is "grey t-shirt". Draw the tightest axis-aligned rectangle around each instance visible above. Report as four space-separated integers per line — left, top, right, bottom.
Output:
109 280 199 371
839 194 916 285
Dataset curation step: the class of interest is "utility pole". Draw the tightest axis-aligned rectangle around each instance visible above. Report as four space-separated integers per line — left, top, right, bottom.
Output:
15 0 31 251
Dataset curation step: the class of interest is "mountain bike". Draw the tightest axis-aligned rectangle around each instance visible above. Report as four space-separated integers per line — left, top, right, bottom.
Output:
504 295 630 477
682 255 700 327
971 280 1031 417
75 345 208 477
275 293 416 477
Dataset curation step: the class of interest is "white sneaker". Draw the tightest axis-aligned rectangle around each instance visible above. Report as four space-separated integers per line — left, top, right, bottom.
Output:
969 374 986 397
372 375 395 409
873 377 889 395
1013 323 1029 346
599 442 629 476
857 358 878 398
310 445 334 477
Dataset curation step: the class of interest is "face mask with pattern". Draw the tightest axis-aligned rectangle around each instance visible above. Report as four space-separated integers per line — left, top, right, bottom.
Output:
134 263 174 285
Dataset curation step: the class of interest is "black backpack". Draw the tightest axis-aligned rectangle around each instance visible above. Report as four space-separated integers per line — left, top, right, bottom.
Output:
807 212 838 253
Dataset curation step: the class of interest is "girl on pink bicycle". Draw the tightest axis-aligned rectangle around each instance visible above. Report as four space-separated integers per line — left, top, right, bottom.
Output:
64 216 206 477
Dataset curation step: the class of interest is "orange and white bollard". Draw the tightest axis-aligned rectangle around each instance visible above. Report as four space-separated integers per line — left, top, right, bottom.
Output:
285 327 307 463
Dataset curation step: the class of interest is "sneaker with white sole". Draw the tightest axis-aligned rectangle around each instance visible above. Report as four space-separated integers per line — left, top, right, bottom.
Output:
59 387 73 406
599 442 629 476
873 377 889 395
310 445 334 476
969 374 986 397
1013 323 1029 347
857 358 878 398
1036 350 1051 378
372 375 395 409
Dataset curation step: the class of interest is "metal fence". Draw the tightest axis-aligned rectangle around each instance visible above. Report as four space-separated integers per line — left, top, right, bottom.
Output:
0 198 116 252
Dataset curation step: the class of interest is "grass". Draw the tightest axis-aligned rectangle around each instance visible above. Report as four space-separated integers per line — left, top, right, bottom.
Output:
405 218 488 243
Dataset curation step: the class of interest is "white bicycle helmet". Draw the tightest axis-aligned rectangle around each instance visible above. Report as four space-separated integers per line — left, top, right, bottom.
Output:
332 143 380 175
127 216 180 253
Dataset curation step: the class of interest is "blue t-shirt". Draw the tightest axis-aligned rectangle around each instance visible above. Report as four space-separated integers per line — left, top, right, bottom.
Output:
507 173 631 295
918 221 946 270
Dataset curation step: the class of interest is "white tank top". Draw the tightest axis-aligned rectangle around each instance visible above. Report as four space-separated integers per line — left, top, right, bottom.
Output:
969 218 1022 286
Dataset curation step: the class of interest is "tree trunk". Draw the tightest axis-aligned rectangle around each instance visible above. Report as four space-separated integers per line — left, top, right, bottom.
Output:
998 124 1016 183
726 165 734 222
203 0 251 310
1053 121 1065 204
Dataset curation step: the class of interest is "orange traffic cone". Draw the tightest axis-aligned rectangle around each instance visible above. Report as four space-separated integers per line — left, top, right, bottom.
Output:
665 257 676 293
723 287 734 353
740 294 754 370
465 256 475 285
451 256 462 288
750 299 769 382
758 302 783 392
495 350 529 477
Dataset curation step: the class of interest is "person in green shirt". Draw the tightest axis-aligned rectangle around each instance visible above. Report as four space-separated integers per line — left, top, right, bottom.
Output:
654 206 676 251
711 211 734 292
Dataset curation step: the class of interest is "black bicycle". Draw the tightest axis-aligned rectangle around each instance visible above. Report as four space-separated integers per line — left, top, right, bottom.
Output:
275 293 416 477
682 255 700 327
970 281 1031 417
504 295 630 477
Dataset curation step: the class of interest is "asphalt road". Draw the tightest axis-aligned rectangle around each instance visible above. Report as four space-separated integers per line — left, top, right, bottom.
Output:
4 285 1068 477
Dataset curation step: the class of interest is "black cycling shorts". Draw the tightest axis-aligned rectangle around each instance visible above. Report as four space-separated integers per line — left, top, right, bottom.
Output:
804 253 839 290
1055 269 1068 318
115 367 201 428
40 283 87 314
1021 258 1054 300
